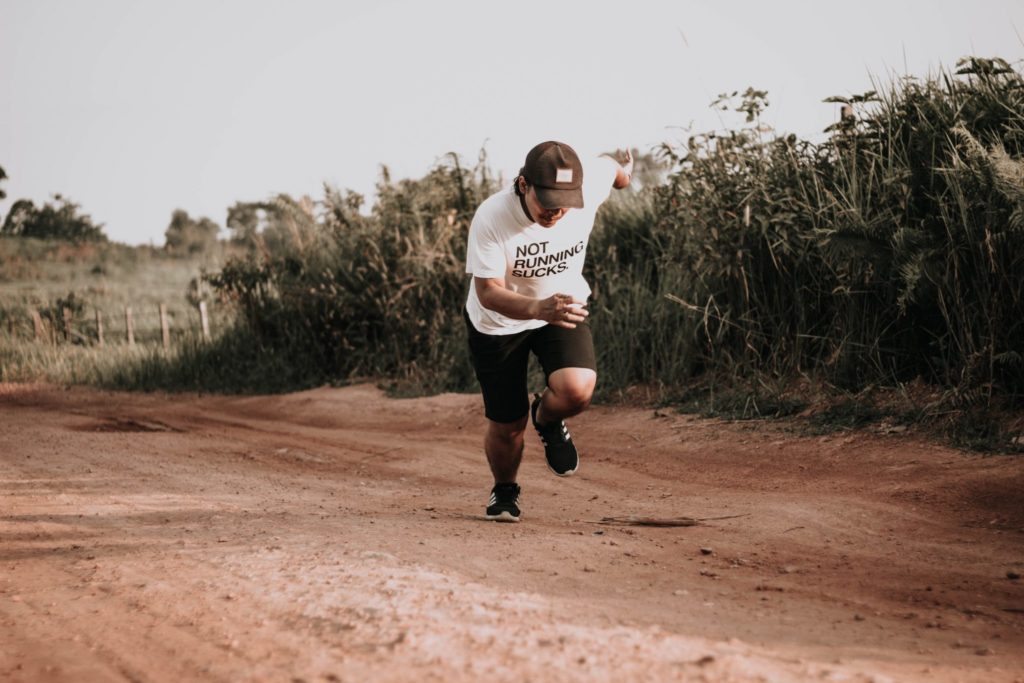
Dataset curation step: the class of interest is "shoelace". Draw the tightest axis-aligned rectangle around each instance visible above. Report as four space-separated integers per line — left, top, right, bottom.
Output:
491 485 520 504
538 421 571 445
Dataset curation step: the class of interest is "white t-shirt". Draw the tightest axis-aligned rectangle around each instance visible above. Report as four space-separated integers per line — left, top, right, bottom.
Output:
465 156 619 335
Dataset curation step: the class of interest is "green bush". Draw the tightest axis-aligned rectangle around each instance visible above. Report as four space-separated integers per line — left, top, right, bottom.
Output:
1 194 106 242
205 153 498 393
644 57 1024 405
38 55 1019 448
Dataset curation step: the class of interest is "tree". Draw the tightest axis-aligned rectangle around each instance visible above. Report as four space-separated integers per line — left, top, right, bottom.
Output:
1 199 34 236
226 201 263 247
164 209 220 256
0 194 106 242
225 195 318 253
0 165 8 225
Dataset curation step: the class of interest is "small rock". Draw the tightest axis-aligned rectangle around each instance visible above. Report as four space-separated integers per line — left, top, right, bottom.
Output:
592 530 605 536
975 647 994 656
779 565 798 574
699 569 718 578
1007 570 1021 580
853 613 865 621
673 589 688 596
583 566 595 573
700 547 713 555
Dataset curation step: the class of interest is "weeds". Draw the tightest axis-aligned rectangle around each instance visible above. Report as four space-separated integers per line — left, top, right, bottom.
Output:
3 56 1022 450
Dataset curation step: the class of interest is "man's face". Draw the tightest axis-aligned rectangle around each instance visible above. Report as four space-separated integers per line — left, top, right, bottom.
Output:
521 180 568 228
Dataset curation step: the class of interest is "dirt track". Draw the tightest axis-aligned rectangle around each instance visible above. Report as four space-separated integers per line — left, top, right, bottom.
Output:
1 383 1022 682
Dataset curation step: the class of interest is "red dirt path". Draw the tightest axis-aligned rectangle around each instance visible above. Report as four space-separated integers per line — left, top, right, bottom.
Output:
1 383 1022 682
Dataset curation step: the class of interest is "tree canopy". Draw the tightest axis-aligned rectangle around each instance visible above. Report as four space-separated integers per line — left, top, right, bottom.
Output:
164 208 220 255
0 194 106 242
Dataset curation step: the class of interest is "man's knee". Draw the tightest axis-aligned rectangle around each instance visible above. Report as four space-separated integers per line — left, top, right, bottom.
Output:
562 387 593 413
487 416 528 444
549 368 597 413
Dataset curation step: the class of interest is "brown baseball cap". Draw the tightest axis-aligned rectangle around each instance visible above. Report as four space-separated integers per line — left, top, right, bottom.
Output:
521 141 584 210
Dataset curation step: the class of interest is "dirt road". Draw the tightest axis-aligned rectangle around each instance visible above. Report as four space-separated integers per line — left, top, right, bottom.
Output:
1 383 1022 682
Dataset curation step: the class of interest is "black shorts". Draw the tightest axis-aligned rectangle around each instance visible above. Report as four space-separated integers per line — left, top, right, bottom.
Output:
464 310 597 423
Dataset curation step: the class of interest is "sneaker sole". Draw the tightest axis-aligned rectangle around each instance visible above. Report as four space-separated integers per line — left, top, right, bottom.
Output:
546 460 578 477
485 511 520 522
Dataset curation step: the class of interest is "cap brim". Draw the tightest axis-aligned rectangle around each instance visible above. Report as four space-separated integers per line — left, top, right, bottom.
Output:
535 186 584 210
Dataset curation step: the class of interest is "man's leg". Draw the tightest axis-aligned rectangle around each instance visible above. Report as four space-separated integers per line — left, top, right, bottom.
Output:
484 415 529 484
534 367 597 426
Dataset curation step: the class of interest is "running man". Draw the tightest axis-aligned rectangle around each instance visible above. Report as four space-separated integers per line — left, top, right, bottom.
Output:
463 140 633 521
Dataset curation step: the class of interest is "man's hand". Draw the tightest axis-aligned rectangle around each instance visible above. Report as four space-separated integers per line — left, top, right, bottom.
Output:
606 147 634 189
621 148 634 178
531 293 589 329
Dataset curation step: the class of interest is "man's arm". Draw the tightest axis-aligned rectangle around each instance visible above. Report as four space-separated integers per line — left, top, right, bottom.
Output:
474 277 589 329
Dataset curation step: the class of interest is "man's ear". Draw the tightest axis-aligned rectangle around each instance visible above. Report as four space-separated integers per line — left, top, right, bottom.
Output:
517 176 528 194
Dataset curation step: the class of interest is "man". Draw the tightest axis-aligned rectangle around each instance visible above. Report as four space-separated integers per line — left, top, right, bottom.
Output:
464 140 633 522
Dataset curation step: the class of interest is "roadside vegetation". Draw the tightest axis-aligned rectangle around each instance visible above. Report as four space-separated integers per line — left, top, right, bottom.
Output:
2 56 1021 450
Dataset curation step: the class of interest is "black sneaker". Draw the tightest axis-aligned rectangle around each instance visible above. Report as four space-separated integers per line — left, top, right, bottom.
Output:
531 393 579 477
486 483 521 522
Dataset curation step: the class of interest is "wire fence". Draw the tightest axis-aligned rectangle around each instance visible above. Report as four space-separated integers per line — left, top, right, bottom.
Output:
4 302 225 349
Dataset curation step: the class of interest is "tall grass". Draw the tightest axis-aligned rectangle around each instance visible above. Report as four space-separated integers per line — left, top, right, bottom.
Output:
5 57 1021 447
200 156 495 394
639 57 1024 408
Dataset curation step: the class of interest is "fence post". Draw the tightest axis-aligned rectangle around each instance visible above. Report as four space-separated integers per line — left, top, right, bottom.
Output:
198 301 210 341
95 309 104 346
30 309 46 342
125 306 135 346
159 303 170 350
62 307 73 343
743 204 751 228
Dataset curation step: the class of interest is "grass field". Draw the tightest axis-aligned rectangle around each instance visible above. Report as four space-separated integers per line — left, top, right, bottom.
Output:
0 237 228 345
0 237 241 386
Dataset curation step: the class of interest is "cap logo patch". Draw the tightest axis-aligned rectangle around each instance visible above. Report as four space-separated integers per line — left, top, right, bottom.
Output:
556 168 574 183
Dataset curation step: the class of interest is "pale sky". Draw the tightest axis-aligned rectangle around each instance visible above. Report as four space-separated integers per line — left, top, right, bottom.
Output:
2 0 1021 245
